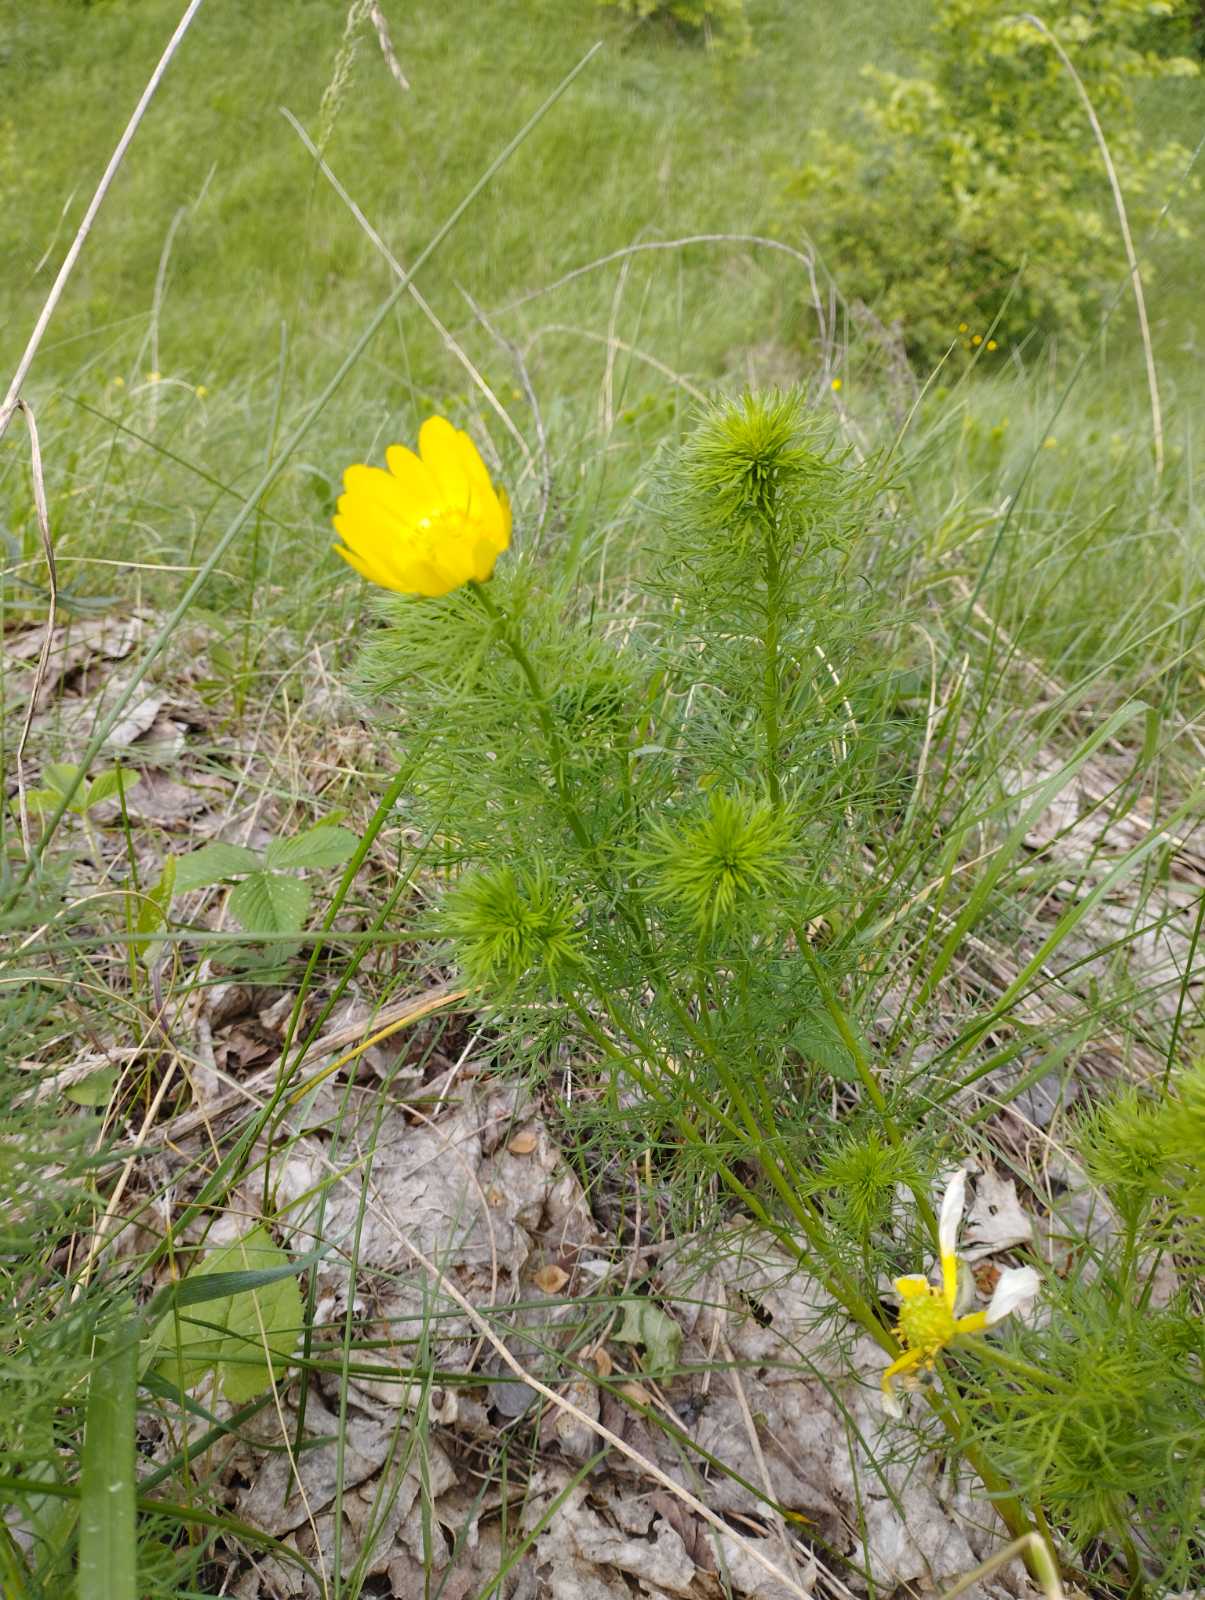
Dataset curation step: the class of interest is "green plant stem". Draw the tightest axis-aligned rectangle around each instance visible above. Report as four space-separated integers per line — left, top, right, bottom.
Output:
1120 1528 1146 1599
564 993 889 1348
793 929 938 1239
760 519 784 807
0 1525 29 1598
474 586 889 1341
470 581 595 857
115 770 141 996
471 581 755 1091
476 575 1041 1564
933 1367 1045 1567
969 1341 1066 1390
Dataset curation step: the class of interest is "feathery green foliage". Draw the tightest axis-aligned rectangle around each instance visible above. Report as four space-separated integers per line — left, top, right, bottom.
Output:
978 1290 1203 1587
636 788 802 936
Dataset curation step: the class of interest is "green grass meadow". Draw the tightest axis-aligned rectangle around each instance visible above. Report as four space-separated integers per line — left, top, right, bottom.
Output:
1 2 1203 1597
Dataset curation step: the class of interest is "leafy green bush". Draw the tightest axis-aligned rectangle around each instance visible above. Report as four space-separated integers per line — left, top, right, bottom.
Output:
786 0 1199 361
599 0 753 55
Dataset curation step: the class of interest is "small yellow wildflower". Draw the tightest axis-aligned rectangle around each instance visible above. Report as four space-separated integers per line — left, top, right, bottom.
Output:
196 384 209 399
986 339 998 352
958 322 968 334
1043 436 1058 450
830 377 843 392
881 1170 1040 1417
112 375 125 389
971 334 982 347
332 416 511 598
147 370 161 384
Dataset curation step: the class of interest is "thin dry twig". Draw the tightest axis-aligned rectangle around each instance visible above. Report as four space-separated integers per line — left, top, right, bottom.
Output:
459 286 554 546
12 400 56 855
154 982 469 1146
491 233 817 319
0 0 205 441
602 244 637 437
529 324 709 403
1019 13 1163 491
281 108 534 478
720 1333 811 1591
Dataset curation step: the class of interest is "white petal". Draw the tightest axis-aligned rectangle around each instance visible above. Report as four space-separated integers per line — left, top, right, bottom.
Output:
880 1383 905 1419
939 1168 968 1259
985 1265 1041 1326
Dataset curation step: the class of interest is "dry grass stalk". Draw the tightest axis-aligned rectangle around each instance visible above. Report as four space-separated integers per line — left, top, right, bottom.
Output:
11 400 56 855
1018 14 1164 493
369 1 410 92
0 0 205 441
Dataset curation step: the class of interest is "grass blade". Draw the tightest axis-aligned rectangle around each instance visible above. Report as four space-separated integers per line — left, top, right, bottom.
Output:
78 1322 138 1600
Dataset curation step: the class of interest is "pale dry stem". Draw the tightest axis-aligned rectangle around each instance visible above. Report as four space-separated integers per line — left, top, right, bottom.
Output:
1019 14 1164 492
0 0 205 441
11 400 56 856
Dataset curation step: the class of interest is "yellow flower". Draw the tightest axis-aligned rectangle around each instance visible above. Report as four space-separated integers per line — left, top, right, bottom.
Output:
881 1170 1040 1417
971 334 982 347
332 416 511 598
958 322 969 334
195 384 209 399
830 376 843 392
986 339 998 352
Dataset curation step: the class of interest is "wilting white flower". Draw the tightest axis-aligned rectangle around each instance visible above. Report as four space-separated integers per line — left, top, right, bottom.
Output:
882 1169 1040 1418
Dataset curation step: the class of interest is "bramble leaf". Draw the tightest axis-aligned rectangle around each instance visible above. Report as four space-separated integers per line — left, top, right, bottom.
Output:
265 823 358 871
228 870 311 936
174 841 263 892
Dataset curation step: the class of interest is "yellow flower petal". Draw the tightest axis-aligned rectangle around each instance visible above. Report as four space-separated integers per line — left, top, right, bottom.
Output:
419 416 473 508
881 1347 924 1416
332 416 511 596
470 535 503 583
339 464 418 534
403 553 462 597
333 512 412 592
331 540 377 583
453 426 496 501
384 443 440 513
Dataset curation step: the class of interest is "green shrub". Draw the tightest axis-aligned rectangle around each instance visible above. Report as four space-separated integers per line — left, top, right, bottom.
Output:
599 0 753 55
786 0 1199 362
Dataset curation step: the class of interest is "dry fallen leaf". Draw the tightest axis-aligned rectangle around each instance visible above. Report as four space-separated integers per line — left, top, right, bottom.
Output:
962 1167 1035 1259
534 1263 570 1294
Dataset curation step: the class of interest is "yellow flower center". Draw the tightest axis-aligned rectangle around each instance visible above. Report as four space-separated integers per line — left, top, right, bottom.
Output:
417 506 471 539
896 1286 957 1359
